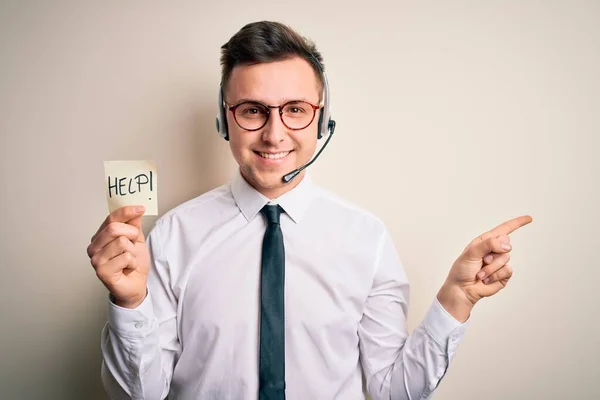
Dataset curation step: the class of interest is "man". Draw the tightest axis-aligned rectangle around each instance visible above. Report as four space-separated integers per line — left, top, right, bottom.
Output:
87 21 532 399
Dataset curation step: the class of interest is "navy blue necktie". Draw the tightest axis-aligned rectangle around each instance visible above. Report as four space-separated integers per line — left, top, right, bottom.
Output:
258 205 286 400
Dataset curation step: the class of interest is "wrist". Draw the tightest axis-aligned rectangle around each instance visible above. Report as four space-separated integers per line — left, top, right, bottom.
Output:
111 290 147 309
437 283 474 323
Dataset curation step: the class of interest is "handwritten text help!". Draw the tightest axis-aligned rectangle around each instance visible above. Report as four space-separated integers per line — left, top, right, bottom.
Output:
104 160 158 215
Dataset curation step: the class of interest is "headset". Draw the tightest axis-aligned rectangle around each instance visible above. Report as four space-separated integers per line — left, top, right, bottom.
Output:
215 57 336 183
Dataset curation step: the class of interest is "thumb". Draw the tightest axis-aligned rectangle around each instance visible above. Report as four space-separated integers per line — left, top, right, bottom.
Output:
127 215 145 242
463 236 511 261
92 205 146 243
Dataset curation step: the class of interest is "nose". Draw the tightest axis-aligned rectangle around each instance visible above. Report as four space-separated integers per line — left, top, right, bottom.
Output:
261 108 286 145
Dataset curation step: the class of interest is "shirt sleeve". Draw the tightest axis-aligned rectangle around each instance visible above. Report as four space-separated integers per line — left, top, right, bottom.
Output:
100 223 180 400
358 229 468 400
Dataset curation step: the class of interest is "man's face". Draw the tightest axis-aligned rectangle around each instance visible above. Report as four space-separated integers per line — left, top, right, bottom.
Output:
225 57 321 199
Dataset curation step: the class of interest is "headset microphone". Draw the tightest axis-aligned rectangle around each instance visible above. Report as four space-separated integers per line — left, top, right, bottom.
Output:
282 120 336 183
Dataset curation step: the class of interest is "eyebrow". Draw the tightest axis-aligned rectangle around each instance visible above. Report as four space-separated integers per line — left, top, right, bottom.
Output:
229 97 318 106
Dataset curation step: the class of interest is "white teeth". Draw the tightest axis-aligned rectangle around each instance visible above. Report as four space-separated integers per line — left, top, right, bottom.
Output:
259 151 290 160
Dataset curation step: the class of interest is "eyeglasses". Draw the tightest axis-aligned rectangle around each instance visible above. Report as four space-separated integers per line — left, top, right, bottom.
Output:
225 100 322 132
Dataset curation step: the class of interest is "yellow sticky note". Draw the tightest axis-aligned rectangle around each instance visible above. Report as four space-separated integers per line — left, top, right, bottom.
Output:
104 160 158 215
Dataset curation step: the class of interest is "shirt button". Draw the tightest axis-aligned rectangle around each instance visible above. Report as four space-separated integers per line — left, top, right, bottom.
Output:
134 322 144 329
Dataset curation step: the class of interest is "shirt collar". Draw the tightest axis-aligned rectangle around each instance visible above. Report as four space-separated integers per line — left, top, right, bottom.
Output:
230 168 317 224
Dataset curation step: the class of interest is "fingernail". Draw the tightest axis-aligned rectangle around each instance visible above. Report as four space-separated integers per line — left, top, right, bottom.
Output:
477 271 486 280
136 206 145 213
483 277 490 284
502 243 511 251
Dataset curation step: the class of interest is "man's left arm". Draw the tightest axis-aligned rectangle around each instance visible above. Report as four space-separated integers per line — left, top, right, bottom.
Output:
359 216 532 400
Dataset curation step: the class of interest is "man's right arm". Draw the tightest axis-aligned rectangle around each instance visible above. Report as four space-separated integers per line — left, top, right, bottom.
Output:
87 206 180 399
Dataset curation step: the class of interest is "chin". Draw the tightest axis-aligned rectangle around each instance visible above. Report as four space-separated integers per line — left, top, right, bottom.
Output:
241 167 282 190
255 171 286 190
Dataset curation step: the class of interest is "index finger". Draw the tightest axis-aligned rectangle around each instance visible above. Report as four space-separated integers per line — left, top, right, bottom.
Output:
92 205 145 241
468 215 533 249
472 215 533 247
488 215 533 237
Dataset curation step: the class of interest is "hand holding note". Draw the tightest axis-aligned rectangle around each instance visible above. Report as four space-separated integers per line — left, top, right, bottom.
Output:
87 205 150 308
87 160 159 308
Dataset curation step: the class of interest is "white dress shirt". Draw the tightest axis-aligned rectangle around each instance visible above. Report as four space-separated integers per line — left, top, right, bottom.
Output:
101 170 468 400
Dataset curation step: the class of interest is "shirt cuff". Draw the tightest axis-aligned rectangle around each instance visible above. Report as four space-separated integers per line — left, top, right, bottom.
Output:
422 297 469 352
108 290 156 338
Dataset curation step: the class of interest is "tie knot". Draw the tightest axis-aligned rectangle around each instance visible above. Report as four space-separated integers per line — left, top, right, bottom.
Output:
261 204 283 225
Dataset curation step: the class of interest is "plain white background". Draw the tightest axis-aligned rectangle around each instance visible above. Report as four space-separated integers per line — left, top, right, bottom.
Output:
1 1 598 399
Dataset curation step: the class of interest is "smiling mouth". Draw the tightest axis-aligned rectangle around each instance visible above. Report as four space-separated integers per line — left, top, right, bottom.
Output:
254 151 291 160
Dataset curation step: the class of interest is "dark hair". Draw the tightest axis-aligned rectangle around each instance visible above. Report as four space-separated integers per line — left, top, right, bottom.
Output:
220 21 324 93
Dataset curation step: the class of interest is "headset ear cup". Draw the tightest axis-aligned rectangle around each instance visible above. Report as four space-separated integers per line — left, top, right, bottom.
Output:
216 116 229 141
222 110 229 141
217 88 230 141
317 108 324 140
